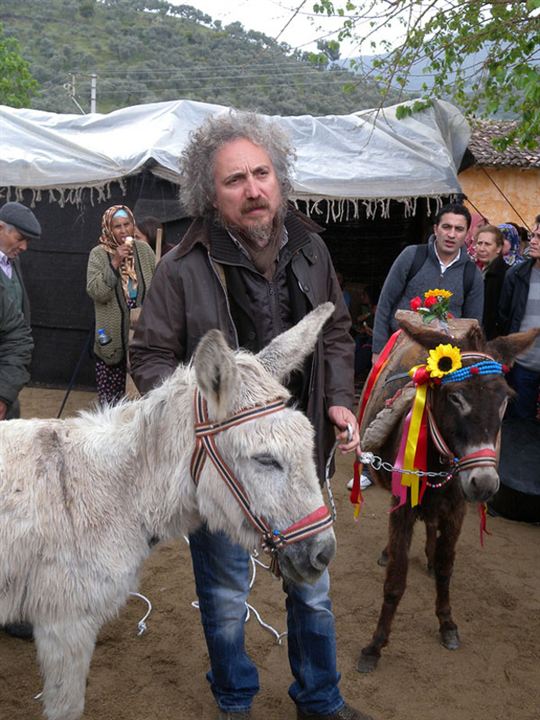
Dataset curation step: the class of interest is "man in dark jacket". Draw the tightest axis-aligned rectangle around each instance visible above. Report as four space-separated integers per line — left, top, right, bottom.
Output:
0 286 34 641
499 222 540 419
0 201 41 419
0 289 33 420
130 112 370 720
0 202 40 640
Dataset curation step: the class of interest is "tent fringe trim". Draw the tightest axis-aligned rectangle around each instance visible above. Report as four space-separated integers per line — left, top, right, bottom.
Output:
292 195 457 221
1 183 455 219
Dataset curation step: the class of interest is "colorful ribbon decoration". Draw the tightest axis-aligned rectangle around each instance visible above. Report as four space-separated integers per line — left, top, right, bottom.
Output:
391 365 430 509
478 502 491 547
356 329 402 429
351 330 403 516
350 458 364 520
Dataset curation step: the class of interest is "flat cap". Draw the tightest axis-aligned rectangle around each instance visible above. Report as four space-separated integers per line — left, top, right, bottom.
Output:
0 202 41 241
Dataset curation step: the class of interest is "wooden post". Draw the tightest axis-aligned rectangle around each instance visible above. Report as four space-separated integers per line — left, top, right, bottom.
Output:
155 227 163 262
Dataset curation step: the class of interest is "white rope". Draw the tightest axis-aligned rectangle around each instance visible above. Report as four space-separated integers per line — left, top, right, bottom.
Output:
33 590 152 703
184 536 287 644
324 422 352 521
128 591 153 636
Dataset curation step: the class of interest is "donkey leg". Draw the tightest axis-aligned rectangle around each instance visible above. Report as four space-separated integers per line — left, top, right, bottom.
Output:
424 520 437 576
34 618 99 720
358 507 416 673
433 501 466 651
377 545 389 567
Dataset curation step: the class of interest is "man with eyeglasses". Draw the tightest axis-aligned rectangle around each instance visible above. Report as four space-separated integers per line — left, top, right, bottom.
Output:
499 220 540 419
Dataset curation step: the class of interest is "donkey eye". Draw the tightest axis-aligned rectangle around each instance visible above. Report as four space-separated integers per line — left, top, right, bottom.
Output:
253 454 283 471
448 391 468 412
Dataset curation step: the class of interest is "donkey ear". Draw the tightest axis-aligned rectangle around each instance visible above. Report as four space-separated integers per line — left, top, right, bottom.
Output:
194 329 238 420
257 302 335 381
487 327 540 366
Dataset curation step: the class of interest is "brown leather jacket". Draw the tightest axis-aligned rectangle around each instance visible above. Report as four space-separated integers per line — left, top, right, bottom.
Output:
130 208 354 481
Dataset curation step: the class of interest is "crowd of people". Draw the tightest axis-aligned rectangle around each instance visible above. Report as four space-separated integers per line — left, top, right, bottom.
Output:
0 108 538 720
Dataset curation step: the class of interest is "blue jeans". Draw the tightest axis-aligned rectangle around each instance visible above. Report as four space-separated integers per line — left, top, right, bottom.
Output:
189 523 344 715
507 362 540 420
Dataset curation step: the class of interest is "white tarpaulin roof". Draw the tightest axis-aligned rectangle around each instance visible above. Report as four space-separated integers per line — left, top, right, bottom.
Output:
0 98 470 218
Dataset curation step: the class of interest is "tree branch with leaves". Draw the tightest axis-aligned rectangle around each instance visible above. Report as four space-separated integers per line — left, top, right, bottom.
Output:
0 22 38 107
312 0 540 148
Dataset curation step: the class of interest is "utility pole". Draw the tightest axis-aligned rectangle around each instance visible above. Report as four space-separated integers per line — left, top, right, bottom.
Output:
63 73 86 114
90 74 97 113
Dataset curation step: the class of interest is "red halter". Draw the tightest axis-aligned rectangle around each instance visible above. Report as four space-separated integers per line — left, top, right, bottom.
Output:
190 390 333 573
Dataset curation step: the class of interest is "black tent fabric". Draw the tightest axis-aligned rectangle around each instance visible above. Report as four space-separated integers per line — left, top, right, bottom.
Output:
19 172 184 389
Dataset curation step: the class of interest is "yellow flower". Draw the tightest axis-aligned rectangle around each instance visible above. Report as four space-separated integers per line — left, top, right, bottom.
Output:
426 344 462 378
424 289 452 300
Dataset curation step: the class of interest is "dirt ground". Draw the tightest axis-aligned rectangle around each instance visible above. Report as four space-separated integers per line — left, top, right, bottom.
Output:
1 387 539 720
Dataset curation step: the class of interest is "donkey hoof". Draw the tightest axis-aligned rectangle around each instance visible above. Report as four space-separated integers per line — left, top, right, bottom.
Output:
377 549 388 567
441 628 460 650
357 652 379 673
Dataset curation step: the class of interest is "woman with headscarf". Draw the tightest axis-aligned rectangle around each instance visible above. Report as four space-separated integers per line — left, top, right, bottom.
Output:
87 205 155 405
499 223 525 267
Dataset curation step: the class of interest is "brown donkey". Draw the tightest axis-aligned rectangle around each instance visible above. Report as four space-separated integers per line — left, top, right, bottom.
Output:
356 310 540 673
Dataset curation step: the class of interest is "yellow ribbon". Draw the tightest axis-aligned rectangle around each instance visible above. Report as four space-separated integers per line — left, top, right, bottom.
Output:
402 368 429 507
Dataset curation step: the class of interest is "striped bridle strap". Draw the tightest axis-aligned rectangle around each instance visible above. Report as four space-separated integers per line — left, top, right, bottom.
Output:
190 390 333 562
426 398 498 476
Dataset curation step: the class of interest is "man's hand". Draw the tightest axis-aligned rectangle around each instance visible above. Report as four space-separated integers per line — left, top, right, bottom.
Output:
327 405 359 453
0 400 8 421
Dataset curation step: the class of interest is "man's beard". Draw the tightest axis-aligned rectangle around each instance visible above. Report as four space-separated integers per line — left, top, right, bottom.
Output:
216 198 288 247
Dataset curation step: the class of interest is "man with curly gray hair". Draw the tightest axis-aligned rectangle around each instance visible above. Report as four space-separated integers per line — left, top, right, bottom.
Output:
130 111 371 720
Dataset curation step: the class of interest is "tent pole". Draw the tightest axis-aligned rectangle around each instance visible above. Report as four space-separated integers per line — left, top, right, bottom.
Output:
56 329 93 419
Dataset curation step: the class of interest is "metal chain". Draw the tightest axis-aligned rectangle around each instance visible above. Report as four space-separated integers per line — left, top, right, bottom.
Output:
358 451 453 479
324 423 354 521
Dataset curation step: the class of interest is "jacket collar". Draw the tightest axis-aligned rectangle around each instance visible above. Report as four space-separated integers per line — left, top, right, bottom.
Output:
427 235 467 267
171 204 323 264
513 257 537 278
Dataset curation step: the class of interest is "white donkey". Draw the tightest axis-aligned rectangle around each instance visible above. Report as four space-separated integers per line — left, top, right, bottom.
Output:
0 303 337 720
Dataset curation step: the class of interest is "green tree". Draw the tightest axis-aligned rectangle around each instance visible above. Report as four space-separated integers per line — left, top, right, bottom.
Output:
0 23 38 107
313 0 540 148
78 0 96 17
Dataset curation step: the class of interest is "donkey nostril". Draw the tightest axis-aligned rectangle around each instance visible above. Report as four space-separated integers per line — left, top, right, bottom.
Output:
313 550 331 570
311 542 335 570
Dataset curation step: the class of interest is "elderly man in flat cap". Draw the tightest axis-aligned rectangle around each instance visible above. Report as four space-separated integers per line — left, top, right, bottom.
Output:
0 201 42 326
0 201 40 641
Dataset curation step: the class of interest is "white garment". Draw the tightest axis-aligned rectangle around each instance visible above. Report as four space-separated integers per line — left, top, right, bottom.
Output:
0 251 12 279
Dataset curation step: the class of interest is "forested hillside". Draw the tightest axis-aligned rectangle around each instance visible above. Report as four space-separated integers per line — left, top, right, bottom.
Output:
1 0 401 115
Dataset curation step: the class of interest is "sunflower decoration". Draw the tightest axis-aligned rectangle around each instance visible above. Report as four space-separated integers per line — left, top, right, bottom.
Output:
426 344 462 378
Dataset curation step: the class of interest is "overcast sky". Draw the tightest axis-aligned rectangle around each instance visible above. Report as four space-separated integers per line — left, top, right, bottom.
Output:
168 0 355 54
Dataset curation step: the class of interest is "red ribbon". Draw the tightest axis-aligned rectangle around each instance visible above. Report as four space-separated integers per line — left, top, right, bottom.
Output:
350 459 364 519
357 330 402 428
478 502 491 547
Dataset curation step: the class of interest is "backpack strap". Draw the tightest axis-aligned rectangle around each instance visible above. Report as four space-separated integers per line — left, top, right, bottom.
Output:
405 244 429 286
463 258 476 296
406 243 476 296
